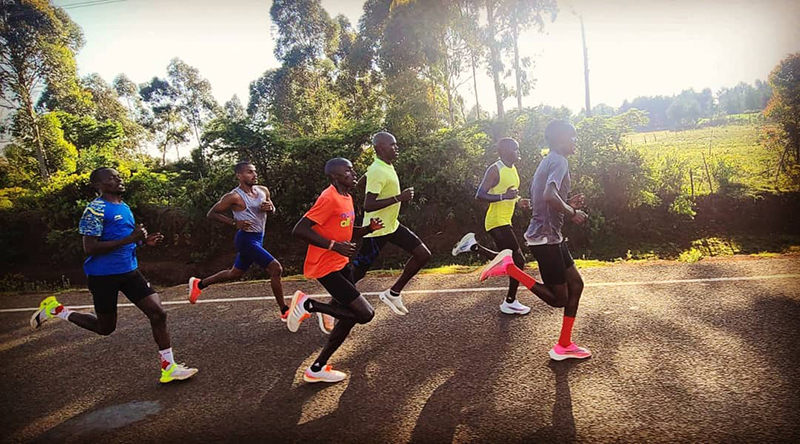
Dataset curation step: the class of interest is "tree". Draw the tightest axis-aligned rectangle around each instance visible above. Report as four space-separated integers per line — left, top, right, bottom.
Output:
501 0 557 111
485 0 506 118
667 89 702 128
139 77 189 164
765 53 800 166
166 58 219 153
0 0 87 180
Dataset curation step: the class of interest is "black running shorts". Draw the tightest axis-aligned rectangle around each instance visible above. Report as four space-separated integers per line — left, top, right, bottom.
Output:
87 269 156 314
528 241 575 285
353 224 423 272
488 225 525 267
317 264 360 305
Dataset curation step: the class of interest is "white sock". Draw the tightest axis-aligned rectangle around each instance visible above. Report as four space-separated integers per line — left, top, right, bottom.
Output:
159 348 175 369
56 306 72 320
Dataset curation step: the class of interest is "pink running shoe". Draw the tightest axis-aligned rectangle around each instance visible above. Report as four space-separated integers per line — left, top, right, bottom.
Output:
479 249 515 282
549 343 592 361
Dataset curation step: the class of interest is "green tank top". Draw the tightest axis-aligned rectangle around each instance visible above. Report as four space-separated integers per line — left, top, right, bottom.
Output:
485 160 519 231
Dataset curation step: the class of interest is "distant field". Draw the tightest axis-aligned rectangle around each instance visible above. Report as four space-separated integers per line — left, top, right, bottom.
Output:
624 118 797 194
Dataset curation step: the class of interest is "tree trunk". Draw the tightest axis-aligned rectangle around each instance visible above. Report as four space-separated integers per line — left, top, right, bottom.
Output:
513 19 523 111
486 0 504 119
471 51 480 119
443 44 455 127
26 100 49 180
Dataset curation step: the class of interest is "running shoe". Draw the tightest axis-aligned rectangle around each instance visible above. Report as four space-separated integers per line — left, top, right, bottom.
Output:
452 232 477 256
317 313 335 334
287 291 311 332
549 343 592 361
188 277 202 304
303 365 347 383
30 296 62 329
479 249 514 282
500 299 531 315
280 308 289 323
379 289 408 315
160 363 199 383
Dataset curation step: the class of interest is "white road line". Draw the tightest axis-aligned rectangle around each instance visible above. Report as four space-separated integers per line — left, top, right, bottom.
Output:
1 273 798 314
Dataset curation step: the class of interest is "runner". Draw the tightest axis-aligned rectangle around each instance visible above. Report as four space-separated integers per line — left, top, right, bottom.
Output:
479 120 592 361
452 137 532 315
352 132 431 315
184 162 335 330
30 167 198 383
287 157 383 383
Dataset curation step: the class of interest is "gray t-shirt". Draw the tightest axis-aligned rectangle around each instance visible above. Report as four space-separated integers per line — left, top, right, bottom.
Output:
524 151 570 245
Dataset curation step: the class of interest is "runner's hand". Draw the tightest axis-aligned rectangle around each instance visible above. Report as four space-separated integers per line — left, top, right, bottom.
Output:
518 198 531 209
502 187 519 201
332 241 357 258
568 194 585 209
369 218 384 232
235 220 253 231
145 233 164 247
259 200 274 212
131 224 147 241
399 187 414 202
571 209 588 225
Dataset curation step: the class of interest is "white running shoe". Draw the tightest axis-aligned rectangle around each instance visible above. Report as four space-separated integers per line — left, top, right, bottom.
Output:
379 289 408 315
500 299 531 315
160 363 199 384
303 365 347 383
287 291 311 332
317 313 335 334
452 233 477 256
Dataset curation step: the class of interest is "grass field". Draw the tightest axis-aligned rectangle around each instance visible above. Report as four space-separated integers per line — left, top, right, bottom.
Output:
624 118 798 194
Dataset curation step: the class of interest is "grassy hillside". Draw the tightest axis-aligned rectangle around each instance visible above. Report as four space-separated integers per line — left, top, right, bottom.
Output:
625 119 797 194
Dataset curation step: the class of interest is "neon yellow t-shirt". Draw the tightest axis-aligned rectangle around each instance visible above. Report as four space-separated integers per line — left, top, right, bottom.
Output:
363 158 401 237
485 160 520 231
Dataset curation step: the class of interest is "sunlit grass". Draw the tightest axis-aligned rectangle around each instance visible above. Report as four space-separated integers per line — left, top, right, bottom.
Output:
624 120 797 194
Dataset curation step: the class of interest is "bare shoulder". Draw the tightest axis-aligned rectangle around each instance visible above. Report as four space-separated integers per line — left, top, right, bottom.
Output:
256 185 271 197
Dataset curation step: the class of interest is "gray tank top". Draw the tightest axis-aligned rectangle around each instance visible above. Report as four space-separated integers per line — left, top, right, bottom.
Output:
232 187 267 233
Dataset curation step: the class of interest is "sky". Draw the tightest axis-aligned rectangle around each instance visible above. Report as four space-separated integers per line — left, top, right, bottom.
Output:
52 0 800 114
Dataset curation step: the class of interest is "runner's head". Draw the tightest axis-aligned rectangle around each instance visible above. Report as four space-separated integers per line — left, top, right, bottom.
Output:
372 132 399 163
544 120 577 156
89 167 124 195
325 157 357 190
497 138 521 166
235 161 258 186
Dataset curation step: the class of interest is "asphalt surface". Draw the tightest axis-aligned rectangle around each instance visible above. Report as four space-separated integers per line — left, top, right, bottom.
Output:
1 255 799 443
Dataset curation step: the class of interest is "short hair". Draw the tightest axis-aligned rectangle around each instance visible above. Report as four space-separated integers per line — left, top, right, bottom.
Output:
89 167 113 184
234 161 253 174
544 120 574 146
497 137 518 152
324 157 351 176
372 131 393 147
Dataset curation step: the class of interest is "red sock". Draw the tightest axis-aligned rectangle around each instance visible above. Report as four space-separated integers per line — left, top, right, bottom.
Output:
559 316 575 347
505 264 538 290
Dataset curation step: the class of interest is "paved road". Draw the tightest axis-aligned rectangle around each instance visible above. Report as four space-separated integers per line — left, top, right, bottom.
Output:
1 256 799 443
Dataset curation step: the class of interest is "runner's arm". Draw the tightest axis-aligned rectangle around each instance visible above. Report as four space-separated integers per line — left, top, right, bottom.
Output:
544 183 577 216
259 186 276 214
82 225 145 256
207 193 241 228
353 218 384 240
476 165 516 202
292 217 356 257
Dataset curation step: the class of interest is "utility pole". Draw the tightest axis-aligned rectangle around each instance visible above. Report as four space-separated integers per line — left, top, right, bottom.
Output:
580 15 591 117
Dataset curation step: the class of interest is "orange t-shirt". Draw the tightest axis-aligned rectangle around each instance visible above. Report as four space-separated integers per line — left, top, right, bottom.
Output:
303 185 356 279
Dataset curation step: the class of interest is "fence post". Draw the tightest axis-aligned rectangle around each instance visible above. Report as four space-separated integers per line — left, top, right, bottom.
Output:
702 152 714 194
689 168 695 198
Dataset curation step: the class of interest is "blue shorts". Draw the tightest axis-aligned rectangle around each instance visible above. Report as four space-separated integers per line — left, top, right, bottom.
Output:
233 231 275 271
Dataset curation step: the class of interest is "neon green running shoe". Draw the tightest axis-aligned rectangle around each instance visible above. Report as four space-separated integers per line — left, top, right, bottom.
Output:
160 363 198 384
30 296 61 329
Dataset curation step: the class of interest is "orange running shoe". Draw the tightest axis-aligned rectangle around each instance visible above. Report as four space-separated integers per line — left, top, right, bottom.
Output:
188 277 202 304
